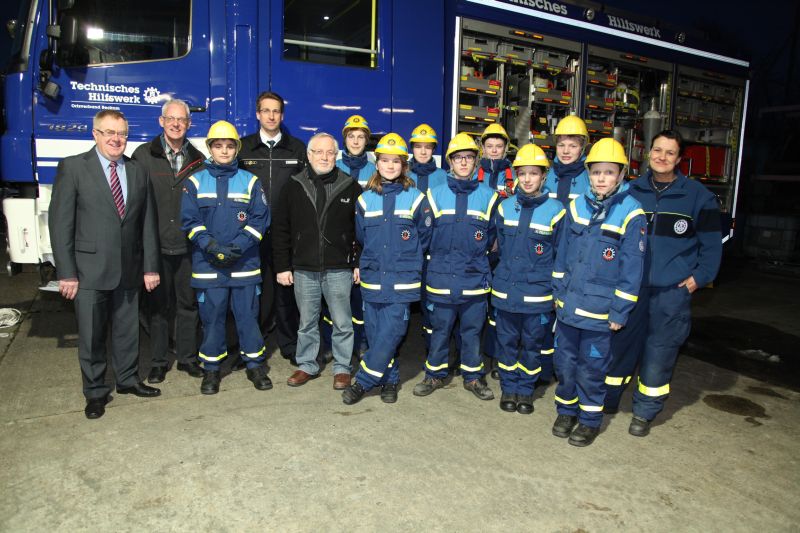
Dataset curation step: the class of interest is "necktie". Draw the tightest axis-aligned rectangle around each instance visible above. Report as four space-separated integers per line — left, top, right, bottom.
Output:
267 140 275 149
109 160 125 218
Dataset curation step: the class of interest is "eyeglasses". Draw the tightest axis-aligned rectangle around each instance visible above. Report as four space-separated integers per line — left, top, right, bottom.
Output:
309 149 336 157
162 116 190 124
451 154 476 163
94 129 129 139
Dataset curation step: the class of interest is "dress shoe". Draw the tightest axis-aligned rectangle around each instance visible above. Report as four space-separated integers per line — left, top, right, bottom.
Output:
201 371 221 395
84 395 111 419
147 366 167 384
342 382 367 405
230 357 247 372
287 370 318 387
516 395 534 415
629 415 651 437
380 383 398 404
116 382 161 398
333 373 351 390
568 423 600 447
499 392 517 412
464 379 494 401
176 361 205 378
413 377 443 397
552 414 578 438
246 366 273 391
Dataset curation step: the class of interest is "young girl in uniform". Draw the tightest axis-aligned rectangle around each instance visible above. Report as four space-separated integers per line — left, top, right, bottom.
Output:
491 144 565 415
342 134 431 405
551 138 646 447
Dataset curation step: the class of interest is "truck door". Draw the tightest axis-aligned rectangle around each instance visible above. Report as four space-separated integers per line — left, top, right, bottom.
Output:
32 0 212 187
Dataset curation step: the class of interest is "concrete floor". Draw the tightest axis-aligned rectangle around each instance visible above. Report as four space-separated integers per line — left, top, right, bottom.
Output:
1 259 799 532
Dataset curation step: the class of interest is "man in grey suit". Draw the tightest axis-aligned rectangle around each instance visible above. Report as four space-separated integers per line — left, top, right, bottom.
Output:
49 110 163 420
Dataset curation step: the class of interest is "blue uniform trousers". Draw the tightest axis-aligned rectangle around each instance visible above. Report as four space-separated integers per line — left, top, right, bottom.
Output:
539 311 556 381
495 309 544 396
553 322 612 428
606 285 692 420
198 285 265 371
321 286 366 354
354 302 409 390
424 298 487 382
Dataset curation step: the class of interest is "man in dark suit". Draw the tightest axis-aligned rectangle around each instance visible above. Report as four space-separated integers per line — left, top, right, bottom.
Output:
132 99 205 384
49 110 162 420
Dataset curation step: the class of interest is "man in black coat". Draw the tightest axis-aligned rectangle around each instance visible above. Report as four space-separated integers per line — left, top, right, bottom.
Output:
132 99 205 383
49 110 162 419
238 91 306 363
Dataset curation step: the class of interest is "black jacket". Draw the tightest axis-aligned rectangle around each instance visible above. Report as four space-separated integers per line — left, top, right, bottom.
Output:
238 131 306 207
132 136 205 255
272 167 361 273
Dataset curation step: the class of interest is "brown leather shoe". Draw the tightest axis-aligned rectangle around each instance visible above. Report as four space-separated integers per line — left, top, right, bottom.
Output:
333 373 351 390
287 370 318 387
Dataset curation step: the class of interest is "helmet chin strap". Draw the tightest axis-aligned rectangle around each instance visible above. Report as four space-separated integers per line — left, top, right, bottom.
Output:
592 180 622 201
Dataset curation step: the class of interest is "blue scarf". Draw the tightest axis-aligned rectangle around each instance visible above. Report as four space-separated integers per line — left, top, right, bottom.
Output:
515 191 546 209
552 155 586 204
342 151 368 182
479 158 511 189
410 159 437 191
381 182 403 195
447 175 479 194
205 159 238 181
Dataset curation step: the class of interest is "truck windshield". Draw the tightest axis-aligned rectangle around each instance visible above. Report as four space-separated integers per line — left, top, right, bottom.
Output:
6 0 35 74
59 0 190 67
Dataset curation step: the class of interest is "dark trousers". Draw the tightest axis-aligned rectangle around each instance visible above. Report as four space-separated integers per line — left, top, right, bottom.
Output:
147 253 199 368
606 285 693 420
75 286 140 399
199 285 266 371
260 235 298 357
495 309 544 396
354 301 409 390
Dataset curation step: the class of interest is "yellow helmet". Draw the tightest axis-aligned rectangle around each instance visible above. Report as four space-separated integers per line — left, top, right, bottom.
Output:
410 124 438 146
342 114 371 137
585 138 629 168
480 123 510 144
445 133 480 161
512 143 550 170
206 120 241 152
554 115 589 140
374 133 409 159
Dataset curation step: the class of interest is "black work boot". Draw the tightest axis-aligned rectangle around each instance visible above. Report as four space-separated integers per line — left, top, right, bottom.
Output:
463 379 495 401
413 377 444 397
568 423 600 447
342 382 367 405
552 414 578 438
246 366 273 391
629 415 651 437
516 395 534 415
380 383 398 404
201 371 221 395
499 392 517 412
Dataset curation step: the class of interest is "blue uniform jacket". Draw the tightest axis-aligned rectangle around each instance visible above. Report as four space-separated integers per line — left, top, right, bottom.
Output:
182 164 270 288
491 190 566 314
478 157 516 198
425 176 499 304
544 156 590 206
356 183 432 303
337 155 376 189
409 166 448 194
629 171 722 288
553 183 646 331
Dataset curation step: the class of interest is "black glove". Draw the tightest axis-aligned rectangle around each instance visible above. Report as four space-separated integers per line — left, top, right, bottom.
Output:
208 244 242 268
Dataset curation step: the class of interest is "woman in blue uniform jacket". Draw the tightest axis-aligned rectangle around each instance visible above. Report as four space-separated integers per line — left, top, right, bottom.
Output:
491 144 565 415
182 121 271 395
551 138 646 447
342 133 431 405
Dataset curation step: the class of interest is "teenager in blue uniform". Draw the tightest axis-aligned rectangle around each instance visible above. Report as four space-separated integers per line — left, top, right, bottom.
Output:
492 144 565 414
322 115 373 358
539 115 592 383
407 124 448 350
182 121 271 395
477 123 516 379
413 133 499 401
342 133 431 405
551 138 646 446
606 130 722 437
